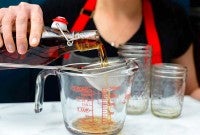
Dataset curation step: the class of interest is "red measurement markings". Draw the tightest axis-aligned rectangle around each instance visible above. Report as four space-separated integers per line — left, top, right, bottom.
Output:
122 92 131 104
101 88 108 123
109 86 120 91
72 85 95 98
81 99 93 106
77 107 92 113
71 85 93 93
72 85 95 119
101 88 115 123
109 93 118 98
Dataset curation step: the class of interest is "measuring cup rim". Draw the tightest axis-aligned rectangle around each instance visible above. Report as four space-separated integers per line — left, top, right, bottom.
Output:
58 66 135 77
58 62 137 77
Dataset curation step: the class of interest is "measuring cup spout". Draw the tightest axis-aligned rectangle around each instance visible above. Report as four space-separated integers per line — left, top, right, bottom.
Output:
34 70 57 113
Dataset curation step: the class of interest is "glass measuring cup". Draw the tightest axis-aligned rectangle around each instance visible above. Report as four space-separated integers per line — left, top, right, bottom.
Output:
34 59 138 135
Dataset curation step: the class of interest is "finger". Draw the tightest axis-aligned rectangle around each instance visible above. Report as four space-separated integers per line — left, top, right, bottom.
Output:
15 3 29 54
29 4 44 47
0 8 7 48
0 25 3 48
0 34 3 48
0 8 7 26
1 6 16 53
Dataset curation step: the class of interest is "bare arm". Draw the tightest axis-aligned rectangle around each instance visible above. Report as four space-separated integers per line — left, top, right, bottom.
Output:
172 44 200 100
0 2 44 54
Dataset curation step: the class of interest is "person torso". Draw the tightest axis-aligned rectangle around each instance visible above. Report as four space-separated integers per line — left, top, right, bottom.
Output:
41 0 193 63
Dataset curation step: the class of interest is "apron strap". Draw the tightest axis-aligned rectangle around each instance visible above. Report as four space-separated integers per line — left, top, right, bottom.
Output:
70 0 97 32
143 0 162 64
64 0 97 59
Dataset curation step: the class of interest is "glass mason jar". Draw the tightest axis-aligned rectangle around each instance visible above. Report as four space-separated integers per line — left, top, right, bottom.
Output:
118 43 152 114
151 63 187 118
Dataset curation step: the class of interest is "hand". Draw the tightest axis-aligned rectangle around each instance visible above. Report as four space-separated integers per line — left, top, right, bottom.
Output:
191 88 200 101
0 2 44 54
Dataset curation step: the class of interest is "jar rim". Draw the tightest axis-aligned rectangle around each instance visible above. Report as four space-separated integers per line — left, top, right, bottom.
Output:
152 63 187 78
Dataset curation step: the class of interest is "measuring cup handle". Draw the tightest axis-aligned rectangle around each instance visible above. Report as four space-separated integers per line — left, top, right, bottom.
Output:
34 69 56 113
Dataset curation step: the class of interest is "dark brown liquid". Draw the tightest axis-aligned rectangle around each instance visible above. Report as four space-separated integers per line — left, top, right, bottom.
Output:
73 39 108 67
72 117 119 134
40 38 109 67
39 37 67 46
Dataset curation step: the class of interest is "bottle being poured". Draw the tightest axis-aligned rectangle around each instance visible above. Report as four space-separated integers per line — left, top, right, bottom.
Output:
0 16 107 67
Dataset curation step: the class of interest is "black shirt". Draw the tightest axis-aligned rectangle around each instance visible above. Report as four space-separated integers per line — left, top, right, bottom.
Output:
40 0 193 63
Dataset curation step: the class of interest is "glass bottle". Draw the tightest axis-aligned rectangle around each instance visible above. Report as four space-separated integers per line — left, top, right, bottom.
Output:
0 26 103 65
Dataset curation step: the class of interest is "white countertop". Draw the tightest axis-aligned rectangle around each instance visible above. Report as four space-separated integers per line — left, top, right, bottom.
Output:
0 96 200 135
